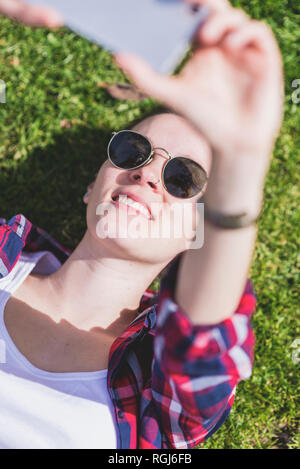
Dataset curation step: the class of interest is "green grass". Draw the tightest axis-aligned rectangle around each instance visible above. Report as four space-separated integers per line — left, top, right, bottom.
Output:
0 0 299 450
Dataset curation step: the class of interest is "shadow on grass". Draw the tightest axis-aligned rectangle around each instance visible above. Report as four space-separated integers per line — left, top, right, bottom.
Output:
0 125 113 250
0 104 168 250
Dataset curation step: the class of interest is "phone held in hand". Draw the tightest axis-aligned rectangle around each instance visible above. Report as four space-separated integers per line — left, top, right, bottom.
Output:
25 0 209 73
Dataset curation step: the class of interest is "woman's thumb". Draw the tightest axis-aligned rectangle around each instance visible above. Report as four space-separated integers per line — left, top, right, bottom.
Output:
114 53 179 105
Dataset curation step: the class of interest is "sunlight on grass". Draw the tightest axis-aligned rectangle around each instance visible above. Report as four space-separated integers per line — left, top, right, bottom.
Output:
0 0 299 449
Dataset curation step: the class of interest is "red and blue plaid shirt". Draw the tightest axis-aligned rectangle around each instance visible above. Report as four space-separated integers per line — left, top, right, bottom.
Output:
0 214 256 449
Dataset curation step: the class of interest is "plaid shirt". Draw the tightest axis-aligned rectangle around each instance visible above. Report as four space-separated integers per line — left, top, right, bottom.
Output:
0 214 256 449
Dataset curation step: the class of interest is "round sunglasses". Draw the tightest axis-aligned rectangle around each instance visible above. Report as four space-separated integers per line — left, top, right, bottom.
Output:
107 130 208 199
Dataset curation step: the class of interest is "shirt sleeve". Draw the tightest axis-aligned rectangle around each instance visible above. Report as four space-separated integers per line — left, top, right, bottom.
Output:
0 214 33 279
151 252 256 449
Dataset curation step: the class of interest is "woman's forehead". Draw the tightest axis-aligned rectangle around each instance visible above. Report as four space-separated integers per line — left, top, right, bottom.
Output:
133 113 212 173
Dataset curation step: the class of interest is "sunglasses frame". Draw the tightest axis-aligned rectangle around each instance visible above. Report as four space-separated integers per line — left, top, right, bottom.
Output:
107 129 208 199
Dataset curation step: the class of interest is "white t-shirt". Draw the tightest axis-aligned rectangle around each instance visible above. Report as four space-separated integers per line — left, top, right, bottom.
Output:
0 251 118 449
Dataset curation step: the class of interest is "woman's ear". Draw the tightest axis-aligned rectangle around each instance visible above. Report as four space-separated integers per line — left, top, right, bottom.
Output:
83 182 95 204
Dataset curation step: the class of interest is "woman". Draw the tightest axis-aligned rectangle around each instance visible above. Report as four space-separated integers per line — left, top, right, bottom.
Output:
0 0 283 449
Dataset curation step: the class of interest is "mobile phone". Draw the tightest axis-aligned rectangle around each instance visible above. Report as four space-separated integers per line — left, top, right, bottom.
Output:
25 0 209 73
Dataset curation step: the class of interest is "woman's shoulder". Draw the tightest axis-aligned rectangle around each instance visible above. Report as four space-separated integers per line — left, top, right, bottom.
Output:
0 214 70 280
0 251 61 298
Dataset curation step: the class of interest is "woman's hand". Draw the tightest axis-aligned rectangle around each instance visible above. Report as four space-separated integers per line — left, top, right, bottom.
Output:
115 0 283 164
0 0 62 27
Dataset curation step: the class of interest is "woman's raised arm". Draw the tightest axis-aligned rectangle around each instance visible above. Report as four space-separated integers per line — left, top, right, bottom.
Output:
115 0 284 325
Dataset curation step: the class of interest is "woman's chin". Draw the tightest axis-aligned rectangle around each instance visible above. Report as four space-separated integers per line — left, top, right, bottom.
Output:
97 231 186 264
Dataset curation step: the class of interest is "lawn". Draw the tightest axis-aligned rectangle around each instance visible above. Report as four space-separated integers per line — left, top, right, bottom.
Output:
0 0 299 449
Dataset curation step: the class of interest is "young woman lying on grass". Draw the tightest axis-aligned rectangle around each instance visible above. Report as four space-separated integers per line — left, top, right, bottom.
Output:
0 0 283 449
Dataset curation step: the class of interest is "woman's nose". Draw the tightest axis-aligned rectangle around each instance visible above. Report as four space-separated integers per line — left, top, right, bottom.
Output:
128 158 162 189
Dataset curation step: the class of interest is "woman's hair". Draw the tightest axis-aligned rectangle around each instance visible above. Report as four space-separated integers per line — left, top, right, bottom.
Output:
128 106 175 130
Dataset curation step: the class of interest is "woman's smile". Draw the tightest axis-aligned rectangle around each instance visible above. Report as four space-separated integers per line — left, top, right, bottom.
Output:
112 195 152 220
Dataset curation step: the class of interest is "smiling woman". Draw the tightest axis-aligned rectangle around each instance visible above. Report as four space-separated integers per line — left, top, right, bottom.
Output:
84 113 211 264
0 0 287 451
0 112 255 450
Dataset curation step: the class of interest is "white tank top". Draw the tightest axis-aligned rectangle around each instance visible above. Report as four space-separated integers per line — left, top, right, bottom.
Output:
0 251 117 449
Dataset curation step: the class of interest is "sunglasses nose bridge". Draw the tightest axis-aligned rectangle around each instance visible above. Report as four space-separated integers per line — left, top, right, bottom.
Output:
152 147 172 161
143 148 171 167
128 153 166 188
143 148 171 181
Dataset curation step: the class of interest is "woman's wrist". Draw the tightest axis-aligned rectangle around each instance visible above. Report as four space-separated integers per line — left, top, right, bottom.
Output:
203 152 268 217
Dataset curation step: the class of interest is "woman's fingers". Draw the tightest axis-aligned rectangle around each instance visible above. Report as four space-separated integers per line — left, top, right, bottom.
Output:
196 8 249 45
114 53 179 105
0 0 62 27
184 0 231 11
223 21 278 55
222 20 282 76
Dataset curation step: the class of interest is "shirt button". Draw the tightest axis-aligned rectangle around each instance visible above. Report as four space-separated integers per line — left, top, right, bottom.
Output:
118 410 124 419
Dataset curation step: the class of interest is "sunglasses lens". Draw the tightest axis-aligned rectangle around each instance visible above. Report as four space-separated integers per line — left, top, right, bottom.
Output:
108 131 152 169
163 157 207 198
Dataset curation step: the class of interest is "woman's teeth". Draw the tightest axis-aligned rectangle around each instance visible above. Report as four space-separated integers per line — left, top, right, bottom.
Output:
114 195 151 219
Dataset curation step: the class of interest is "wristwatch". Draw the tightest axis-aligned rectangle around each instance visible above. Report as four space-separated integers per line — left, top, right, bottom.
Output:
199 197 261 229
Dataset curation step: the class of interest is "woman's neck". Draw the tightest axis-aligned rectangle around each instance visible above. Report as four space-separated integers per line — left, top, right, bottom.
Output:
38 230 165 334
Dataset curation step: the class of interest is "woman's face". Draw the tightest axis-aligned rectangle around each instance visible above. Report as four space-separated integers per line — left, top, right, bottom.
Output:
85 113 212 264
